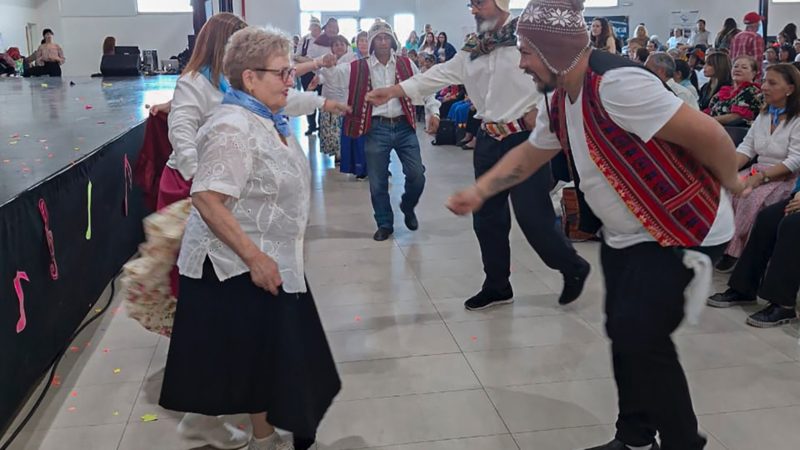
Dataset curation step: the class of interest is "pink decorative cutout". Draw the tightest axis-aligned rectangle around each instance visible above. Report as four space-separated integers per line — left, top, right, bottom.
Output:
38 199 59 280
14 271 30 334
123 154 132 216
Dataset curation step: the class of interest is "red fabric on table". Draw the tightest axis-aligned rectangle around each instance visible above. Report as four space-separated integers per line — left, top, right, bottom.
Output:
133 112 172 211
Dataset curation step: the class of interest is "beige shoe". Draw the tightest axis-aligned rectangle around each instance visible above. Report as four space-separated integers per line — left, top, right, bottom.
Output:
247 432 294 450
178 413 249 449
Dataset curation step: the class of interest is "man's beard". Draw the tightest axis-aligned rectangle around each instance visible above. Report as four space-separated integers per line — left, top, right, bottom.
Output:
475 16 498 33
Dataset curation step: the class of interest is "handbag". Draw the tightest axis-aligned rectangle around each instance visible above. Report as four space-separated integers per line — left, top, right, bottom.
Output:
121 199 191 337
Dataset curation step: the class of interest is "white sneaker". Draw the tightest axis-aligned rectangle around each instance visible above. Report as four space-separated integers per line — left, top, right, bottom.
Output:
247 432 295 450
178 413 250 449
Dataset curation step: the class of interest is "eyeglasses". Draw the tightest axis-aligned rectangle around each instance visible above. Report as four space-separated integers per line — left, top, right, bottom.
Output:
250 67 297 83
466 0 485 9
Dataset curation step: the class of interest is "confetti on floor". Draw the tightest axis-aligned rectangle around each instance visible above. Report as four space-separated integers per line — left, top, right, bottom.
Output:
41 83 48 88
96 121 106 125
354 315 362 322
103 348 110 353
70 391 78 398
69 346 80 352
3 160 11 164
84 105 93 110
102 83 113 88
113 368 121 374
67 406 76 412
48 153 54 158
140 414 158 423
94 308 102 313
112 411 119 416
470 336 478 342
51 375 61 387
74 147 80 151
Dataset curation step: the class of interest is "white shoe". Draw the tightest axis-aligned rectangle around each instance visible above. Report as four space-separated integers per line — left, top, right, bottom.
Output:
247 432 295 450
178 413 250 449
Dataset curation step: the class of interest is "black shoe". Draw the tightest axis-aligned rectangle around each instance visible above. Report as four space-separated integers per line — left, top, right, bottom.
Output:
559 258 591 305
707 288 756 308
304 128 317 136
715 254 738 273
373 228 393 241
585 439 659 450
746 303 799 328
461 143 474 150
464 288 514 311
404 211 418 231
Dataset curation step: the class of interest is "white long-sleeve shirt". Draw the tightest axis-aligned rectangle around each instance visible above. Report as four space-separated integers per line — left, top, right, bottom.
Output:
737 113 800 172
320 52 441 119
166 72 325 180
317 52 358 104
400 17 541 124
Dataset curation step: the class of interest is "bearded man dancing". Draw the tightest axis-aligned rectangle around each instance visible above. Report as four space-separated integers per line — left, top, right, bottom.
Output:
367 0 590 310
448 1 749 449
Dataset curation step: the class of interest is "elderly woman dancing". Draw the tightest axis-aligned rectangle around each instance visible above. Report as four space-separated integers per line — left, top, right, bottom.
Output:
158 27 341 450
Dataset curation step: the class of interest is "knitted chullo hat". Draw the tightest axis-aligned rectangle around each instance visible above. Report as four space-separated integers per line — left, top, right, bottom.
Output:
516 0 591 75
368 20 399 52
495 0 510 12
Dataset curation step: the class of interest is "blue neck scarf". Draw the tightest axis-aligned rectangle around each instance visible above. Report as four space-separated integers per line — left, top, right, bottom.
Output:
222 88 291 138
768 105 786 128
199 66 230 93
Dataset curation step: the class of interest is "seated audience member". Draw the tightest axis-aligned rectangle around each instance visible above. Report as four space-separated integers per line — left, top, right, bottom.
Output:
699 52 733 110
634 47 650 64
590 18 617 54
435 32 457 63
407 49 418 67
709 181 800 327
688 47 708 85
419 53 436 72
418 31 436 57
779 44 797 64
706 55 763 125
674 59 700 97
794 39 800 61
0 51 15 76
645 52 699 109
436 84 466 118
103 36 116 56
628 23 649 49
764 47 779 73
713 64 800 272
667 28 689 49
645 40 657 53
626 40 643 60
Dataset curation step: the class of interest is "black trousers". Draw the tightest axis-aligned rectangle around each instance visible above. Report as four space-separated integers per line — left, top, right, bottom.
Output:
602 242 725 450
25 61 61 77
300 72 321 130
473 130 582 292
729 197 800 307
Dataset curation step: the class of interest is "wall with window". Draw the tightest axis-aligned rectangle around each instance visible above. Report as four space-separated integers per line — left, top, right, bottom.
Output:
31 0 193 76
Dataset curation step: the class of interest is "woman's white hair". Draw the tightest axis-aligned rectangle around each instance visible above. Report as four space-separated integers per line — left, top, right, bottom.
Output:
224 26 292 91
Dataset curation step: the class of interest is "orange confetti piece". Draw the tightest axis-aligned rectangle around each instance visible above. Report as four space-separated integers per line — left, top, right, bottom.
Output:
70 391 78 398
51 375 61 387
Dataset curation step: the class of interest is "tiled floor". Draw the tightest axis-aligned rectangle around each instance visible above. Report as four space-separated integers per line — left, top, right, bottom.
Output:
5 123 800 450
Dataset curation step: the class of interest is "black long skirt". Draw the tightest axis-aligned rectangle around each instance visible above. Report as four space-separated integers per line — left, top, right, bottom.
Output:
159 259 341 439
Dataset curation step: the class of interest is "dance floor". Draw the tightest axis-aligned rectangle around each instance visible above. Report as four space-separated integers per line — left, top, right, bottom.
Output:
4 120 800 450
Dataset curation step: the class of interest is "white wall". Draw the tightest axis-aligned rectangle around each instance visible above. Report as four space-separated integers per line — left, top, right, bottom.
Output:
0 0 39 53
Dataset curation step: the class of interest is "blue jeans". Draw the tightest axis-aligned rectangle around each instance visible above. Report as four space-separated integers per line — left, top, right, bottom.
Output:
364 119 426 230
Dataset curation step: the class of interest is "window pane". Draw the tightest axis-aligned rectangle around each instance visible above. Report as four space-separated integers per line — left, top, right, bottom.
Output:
137 0 192 13
299 0 359 12
394 13 415 45
510 0 617 7
360 18 378 32
338 18 358 41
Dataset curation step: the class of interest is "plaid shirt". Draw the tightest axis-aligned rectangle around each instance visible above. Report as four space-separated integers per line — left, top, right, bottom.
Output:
729 31 764 71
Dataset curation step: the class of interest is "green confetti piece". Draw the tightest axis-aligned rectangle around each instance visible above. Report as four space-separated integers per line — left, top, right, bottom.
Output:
140 413 158 422
85 181 92 240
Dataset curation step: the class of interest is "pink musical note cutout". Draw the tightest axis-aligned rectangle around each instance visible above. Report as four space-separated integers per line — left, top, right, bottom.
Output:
14 271 30 334
39 199 59 280
123 154 132 217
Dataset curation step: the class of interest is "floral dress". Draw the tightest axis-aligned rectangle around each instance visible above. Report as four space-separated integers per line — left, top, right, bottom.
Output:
706 81 763 122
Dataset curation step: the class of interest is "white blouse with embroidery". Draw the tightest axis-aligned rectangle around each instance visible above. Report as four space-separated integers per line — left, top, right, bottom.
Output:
177 104 311 293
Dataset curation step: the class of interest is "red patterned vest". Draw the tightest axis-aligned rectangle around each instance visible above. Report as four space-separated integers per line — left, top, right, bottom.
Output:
343 55 417 138
550 51 721 247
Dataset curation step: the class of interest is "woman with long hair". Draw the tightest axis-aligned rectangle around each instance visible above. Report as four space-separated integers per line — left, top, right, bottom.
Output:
707 63 800 273
590 18 617 54
706 55 763 125
699 52 733 111
405 30 419 51
435 32 457 62
102 36 115 56
418 31 436 57
779 44 797 64
627 23 649 49
715 18 740 50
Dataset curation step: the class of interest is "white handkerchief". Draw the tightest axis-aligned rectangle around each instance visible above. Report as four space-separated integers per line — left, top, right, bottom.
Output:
682 249 713 326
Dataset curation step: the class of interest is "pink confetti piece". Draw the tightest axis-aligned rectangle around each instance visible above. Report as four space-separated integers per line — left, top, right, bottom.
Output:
51 375 61 387
48 153 54 158
67 407 76 412
39 198 59 280
103 348 110 353
14 271 30 333
354 315 362 322
84 105 93 110
9 133 20 139
85 341 92 348
70 391 78 398
470 336 478 342
3 160 10 164
69 346 79 352
21 167 31 173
